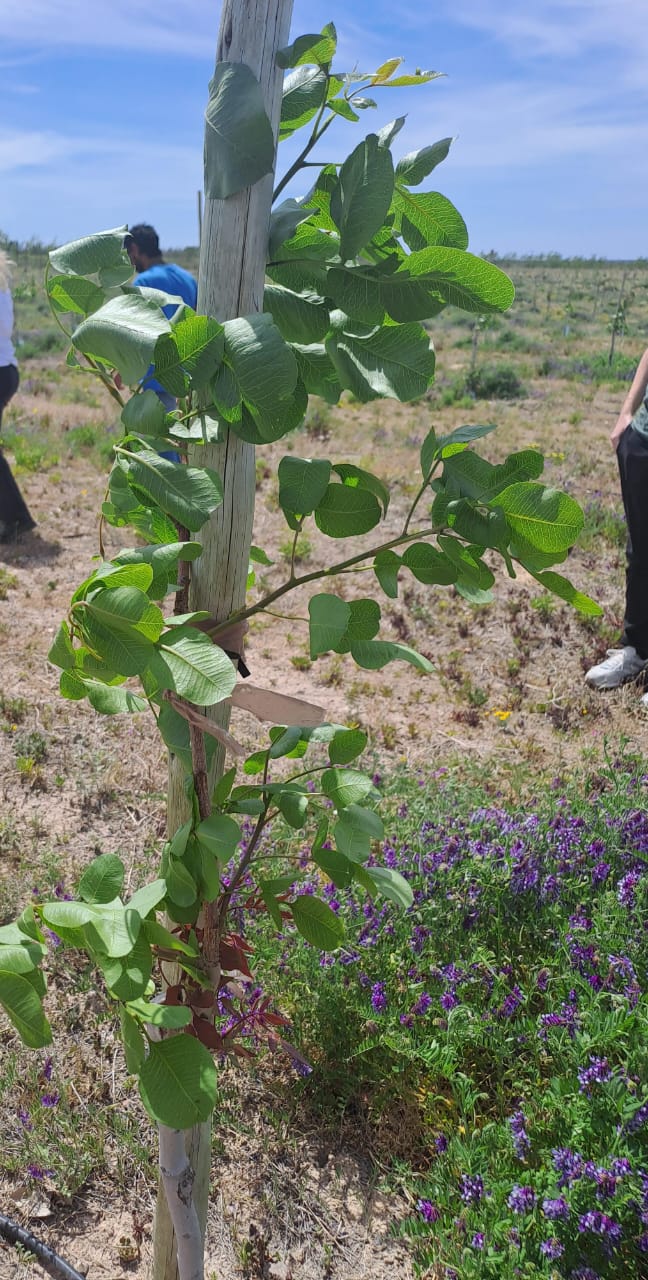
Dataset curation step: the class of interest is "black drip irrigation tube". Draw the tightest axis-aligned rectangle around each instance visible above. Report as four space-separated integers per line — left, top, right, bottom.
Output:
0 1214 86 1280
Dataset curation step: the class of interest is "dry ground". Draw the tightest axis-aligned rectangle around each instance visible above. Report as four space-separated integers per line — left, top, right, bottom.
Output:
1 260 647 1278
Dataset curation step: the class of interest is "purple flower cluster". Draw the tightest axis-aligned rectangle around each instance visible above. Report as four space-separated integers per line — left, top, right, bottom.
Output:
543 1196 569 1220
459 1174 484 1205
578 1055 614 1095
509 1111 531 1159
578 1210 622 1248
507 1184 537 1214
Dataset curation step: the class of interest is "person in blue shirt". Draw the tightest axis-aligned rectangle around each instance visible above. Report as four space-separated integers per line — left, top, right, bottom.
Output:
124 224 198 460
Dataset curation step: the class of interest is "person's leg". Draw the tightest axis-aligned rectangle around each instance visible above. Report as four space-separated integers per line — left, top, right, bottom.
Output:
0 365 36 539
617 426 648 658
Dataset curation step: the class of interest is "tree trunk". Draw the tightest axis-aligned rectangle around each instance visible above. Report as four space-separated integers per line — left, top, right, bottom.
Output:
154 2 294 1277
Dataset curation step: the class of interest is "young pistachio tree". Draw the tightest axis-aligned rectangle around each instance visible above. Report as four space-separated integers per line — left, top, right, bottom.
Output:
0 10 600 1280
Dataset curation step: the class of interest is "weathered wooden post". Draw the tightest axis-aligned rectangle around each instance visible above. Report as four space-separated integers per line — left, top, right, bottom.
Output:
154 2 294 1277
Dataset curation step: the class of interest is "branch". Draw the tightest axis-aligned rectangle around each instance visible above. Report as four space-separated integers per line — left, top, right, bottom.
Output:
157 1128 204 1280
273 107 335 201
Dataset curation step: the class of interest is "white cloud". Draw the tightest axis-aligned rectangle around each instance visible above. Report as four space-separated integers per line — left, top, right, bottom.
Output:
0 0 218 56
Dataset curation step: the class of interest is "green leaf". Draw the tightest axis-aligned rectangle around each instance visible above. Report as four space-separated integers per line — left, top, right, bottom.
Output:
314 483 382 537
395 138 454 185
72 294 171 384
124 451 223 532
494 483 584 552
327 248 515 325
41 899 140 958
276 28 336 69
394 189 468 251
86 681 147 715
449 501 510 551
530 571 602 616
127 999 193 1027
101 934 152 1001
330 134 395 261
195 814 241 861
334 803 384 861
0 972 51 1047
328 728 367 765
280 66 328 140
377 117 406 148
78 854 125 904
278 788 310 828
138 1036 217 1127
47 274 105 317
80 613 155 678
127 880 167 918
49 225 129 278
154 315 225 396
402 543 457 585
264 284 330 344
437 535 495 591
211 364 242 421
330 98 359 122
343 598 382 646
364 865 413 908
351 639 433 672
223 314 297 413
326 321 435 402
420 427 437 477
278 456 331 517
312 847 355 889
165 858 197 908
437 422 498 453
152 627 236 705
290 896 345 949
48 621 76 671
204 62 275 199
268 202 315 261
113 540 202 601
309 593 350 657
119 1007 146 1074
291 343 342 403
374 549 401 598
322 768 374 809
141 919 198 956
169 412 222 444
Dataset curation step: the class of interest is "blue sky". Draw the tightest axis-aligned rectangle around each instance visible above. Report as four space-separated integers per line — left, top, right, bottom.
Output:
0 0 645 258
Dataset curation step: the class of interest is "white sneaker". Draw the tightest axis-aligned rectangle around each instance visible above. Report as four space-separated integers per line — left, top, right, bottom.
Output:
585 646 647 690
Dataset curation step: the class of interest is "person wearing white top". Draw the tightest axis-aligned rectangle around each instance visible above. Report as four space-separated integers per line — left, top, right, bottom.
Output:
0 250 36 543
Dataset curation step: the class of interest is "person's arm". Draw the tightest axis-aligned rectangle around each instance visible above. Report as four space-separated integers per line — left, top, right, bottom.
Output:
611 348 648 449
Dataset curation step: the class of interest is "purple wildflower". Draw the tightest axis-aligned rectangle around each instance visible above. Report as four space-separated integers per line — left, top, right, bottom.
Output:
552 1148 583 1187
618 870 641 908
509 1111 531 1159
440 990 459 1012
459 1174 484 1205
40 1093 59 1108
578 1210 622 1247
370 982 388 1013
435 1135 448 1154
498 985 524 1019
578 1056 614 1094
471 1232 485 1250
417 1199 440 1223
540 1238 564 1260
543 1197 569 1220
412 991 432 1016
507 1185 537 1214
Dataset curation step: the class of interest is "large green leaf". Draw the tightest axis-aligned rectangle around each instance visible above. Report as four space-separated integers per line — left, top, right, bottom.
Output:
72 294 171 384
280 65 328 139
330 134 395 261
49 226 129 279
223 314 297 413
362 865 413 908
291 343 342 403
78 854 125 904
152 627 236 705
530 570 602 616
195 814 242 861
327 248 515 325
268 201 315 260
276 26 337 69
41 899 141 958
84 585 164 640
402 543 457 585
351 639 433 671
120 1007 146 1074
48 621 76 671
101 935 152 1002
328 728 368 765
267 223 341 293
374 548 401 598
138 1036 217 1127
113 541 202 601
290 896 345 949
494 483 584 552
264 285 330 344
326 321 435 402
395 138 454 185
121 390 169 439
204 62 275 199
314 483 382 537
309 594 350 657
322 768 374 809
0 972 51 1047
394 189 468 251
80 612 155 678
47 274 105 317
154 316 225 397
278 456 331 517
233 381 308 445
125 452 223 532
334 803 383 860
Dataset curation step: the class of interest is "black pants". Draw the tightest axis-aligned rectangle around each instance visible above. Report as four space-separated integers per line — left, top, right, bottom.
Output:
0 364 35 534
617 425 648 658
